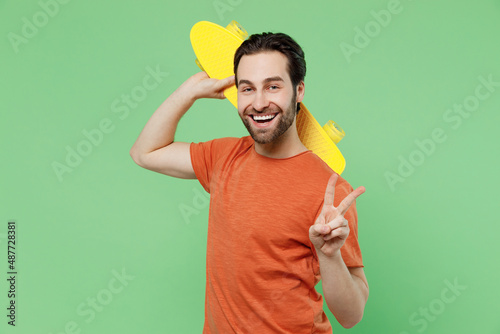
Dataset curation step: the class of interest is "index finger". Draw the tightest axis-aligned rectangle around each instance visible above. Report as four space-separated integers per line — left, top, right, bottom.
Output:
323 173 339 207
217 75 235 89
337 186 366 215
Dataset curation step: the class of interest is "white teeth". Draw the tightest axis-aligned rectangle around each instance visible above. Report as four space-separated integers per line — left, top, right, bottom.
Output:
253 114 276 121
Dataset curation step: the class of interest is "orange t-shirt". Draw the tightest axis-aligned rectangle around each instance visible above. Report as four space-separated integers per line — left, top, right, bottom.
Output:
190 136 363 334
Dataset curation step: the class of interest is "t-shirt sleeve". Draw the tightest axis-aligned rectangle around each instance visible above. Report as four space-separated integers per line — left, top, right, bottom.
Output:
190 137 239 193
310 176 364 268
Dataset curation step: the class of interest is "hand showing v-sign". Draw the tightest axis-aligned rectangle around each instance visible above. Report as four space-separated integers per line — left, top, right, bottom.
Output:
309 173 365 258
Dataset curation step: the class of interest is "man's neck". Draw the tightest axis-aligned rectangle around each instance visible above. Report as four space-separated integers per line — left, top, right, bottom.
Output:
253 119 308 159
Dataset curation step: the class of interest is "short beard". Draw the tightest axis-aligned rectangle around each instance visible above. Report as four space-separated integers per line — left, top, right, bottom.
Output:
241 91 297 144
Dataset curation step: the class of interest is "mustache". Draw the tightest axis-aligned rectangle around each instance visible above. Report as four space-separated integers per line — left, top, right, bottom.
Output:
245 106 281 114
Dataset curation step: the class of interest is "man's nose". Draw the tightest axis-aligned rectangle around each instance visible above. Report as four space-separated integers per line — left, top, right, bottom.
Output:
252 91 270 112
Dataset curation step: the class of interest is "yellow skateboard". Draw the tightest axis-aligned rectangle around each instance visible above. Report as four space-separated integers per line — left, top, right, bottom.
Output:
190 20 346 174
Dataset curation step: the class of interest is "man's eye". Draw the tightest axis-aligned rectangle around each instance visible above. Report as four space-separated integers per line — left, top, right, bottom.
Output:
269 85 279 90
242 87 252 92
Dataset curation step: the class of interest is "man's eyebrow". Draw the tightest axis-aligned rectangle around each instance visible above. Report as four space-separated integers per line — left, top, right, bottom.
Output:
238 76 285 86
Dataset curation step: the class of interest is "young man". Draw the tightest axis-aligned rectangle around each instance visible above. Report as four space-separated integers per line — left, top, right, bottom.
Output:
130 32 368 333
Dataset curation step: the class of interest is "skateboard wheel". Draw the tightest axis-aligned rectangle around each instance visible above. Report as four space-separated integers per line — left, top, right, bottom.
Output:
225 20 248 40
323 120 345 144
195 58 205 71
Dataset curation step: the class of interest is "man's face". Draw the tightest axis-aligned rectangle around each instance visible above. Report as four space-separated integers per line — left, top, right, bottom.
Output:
236 51 303 144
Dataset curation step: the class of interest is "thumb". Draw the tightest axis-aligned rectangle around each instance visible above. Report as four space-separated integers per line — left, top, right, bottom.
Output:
310 216 328 237
309 223 329 239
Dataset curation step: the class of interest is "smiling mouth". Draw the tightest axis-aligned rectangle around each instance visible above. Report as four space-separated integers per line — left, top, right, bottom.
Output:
250 113 278 123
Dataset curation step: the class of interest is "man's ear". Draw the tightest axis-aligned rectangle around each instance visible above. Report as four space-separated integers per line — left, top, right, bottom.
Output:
295 81 305 112
296 81 305 103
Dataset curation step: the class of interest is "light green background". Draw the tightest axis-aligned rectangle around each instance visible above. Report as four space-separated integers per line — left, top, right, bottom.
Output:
1 0 499 333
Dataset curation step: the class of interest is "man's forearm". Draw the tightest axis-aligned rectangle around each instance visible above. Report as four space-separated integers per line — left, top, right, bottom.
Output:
130 85 195 160
318 251 368 328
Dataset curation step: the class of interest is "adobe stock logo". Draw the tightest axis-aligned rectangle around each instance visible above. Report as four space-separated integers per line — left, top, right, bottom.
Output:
212 0 243 21
7 0 72 54
48 268 134 334
178 187 210 224
52 65 169 182
385 74 499 191
339 0 421 63
399 277 467 334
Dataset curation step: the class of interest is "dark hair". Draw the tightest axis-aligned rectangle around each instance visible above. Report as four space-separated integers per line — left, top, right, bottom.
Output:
234 32 306 112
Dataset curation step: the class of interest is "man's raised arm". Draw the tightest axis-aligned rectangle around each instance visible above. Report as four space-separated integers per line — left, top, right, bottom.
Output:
129 72 235 179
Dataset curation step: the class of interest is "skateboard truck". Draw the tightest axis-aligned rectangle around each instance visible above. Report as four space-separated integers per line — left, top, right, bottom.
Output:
324 120 345 144
225 20 248 39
